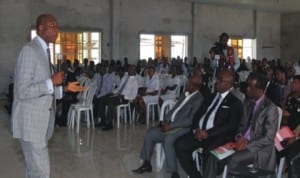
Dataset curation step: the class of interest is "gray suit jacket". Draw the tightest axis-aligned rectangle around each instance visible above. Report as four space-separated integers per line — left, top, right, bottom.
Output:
242 96 278 170
11 37 55 143
166 91 203 129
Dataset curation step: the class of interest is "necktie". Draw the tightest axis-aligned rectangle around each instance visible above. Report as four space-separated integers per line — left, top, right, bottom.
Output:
97 76 103 96
244 102 256 140
201 94 221 129
118 76 129 94
46 47 53 74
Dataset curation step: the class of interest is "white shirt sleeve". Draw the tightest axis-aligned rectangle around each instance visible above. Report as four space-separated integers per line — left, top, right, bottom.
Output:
46 79 54 94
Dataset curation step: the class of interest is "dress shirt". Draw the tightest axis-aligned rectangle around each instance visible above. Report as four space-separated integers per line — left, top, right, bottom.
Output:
95 73 114 98
113 75 138 100
36 35 54 94
170 91 198 122
145 73 160 93
244 95 265 140
199 90 230 130
165 75 181 95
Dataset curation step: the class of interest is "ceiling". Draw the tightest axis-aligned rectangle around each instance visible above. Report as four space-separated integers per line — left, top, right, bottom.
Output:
184 0 300 13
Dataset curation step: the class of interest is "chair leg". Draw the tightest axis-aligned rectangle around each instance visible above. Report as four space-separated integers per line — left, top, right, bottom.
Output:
86 110 90 128
146 104 150 126
277 157 285 178
128 106 132 124
117 107 121 128
76 110 80 133
124 107 127 124
222 165 228 178
90 107 95 129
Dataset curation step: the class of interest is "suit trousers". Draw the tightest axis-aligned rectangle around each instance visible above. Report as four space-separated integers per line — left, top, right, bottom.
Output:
94 95 110 124
227 149 255 178
20 140 50 178
140 127 189 172
106 95 128 126
175 132 206 178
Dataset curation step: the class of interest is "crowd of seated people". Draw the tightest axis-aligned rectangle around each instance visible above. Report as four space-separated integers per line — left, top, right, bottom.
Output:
7 52 299 177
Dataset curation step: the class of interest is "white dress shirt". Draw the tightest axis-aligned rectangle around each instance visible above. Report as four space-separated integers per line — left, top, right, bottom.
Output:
199 90 230 130
113 75 138 100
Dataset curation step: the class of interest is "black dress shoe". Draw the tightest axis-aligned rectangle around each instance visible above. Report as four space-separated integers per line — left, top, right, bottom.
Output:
102 125 113 131
132 164 152 174
171 172 180 178
95 122 105 128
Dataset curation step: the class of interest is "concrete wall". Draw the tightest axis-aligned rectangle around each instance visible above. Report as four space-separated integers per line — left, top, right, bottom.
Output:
281 12 300 62
0 0 282 96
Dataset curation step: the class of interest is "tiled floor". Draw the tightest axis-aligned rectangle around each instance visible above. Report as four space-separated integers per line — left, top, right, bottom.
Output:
0 101 287 178
0 102 185 178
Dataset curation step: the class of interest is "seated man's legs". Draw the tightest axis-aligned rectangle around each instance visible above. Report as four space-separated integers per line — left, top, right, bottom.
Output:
203 154 227 178
227 149 254 177
103 95 128 130
94 95 110 126
133 127 165 174
140 127 165 161
175 132 204 178
163 128 190 173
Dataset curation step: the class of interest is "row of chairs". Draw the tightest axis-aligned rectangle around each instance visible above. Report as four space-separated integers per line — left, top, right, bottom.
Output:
66 74 187 132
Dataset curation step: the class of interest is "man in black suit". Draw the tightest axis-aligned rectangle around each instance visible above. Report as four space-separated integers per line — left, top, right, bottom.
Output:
175 69 243 178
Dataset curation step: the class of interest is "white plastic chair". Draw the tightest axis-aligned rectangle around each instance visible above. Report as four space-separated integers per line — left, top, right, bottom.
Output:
146 101 160 126
116 100 133 128
155 99 176 170
276 107 285 178
67 83 97 133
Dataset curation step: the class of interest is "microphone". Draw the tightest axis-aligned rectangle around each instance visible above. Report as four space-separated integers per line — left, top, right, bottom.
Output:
55 53 63 100
56 53 62 72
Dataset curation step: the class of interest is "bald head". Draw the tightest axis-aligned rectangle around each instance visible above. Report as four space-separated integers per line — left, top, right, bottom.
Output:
36 14 59 44
186 73 203 93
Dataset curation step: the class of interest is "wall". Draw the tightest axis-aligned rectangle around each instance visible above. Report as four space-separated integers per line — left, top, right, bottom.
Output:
281 12 300 62
119 0 192 61
0 0 282 96
194 4 280 62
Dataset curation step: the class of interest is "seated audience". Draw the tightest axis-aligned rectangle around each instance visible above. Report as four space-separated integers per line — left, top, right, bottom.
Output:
132 73 204 178
93 63 115 126
279 75 300 178
175 69 243 178
97 65 138 131
159 65 181 103
135 65 160 123
204 72 278 178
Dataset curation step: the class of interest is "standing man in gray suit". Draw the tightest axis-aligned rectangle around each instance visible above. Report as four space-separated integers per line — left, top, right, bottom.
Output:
11 14 84 178
132 73 204 178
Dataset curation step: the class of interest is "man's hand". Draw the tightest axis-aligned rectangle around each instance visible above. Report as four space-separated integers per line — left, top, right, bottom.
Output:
235 137 248 151
194 129 208 141
51 72 64 86
64 81 85 92
160 122 171 132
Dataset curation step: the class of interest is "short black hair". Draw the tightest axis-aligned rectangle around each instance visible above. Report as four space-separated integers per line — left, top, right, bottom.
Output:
36 14 53 29
247 72 268 90
219 32 229 39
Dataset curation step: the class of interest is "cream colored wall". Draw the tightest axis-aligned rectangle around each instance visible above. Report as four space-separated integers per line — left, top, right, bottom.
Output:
0 0 282 96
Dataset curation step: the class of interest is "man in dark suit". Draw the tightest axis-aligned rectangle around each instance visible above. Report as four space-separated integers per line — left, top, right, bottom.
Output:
175 69 243 178
203 72 278 178
132 73 204 178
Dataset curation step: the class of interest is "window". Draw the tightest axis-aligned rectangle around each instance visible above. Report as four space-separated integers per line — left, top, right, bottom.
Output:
228 38 256 60
140 33 188 61
31 30 101 64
